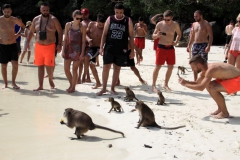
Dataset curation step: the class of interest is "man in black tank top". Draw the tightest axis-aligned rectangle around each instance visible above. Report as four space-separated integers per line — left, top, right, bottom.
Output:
97 3 135 96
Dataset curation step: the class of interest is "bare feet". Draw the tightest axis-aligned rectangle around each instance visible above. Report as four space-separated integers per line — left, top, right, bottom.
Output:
162 85 172 92
85 79 91 83
92 83 102 89
115 79 120 86
110 90 118 95
33 87 44 91
77 79 82 84
140 79 147 85
66 86 72 92
210 109 221 115
140 56 143 62
67 88 75 93
152 85 159 93
49 81 55 89
230 93 237 96
2 85 8 89
12 84 20 89
213 112 230 119
96 90 107 96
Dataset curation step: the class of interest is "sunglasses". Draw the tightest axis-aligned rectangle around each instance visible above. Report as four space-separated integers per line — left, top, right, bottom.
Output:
75 18 81 20
164 19 171 21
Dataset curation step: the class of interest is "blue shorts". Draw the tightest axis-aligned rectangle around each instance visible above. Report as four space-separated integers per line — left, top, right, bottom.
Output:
191 43 208 61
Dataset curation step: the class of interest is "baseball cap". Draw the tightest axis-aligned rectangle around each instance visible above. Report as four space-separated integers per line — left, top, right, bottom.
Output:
81 8 89 15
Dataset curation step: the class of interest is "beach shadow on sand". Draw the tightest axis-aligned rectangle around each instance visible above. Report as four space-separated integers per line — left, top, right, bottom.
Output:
68 135 124 142
202 115 240 125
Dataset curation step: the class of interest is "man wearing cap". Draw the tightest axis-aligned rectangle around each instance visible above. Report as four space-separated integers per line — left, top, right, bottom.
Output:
26 2 63 91
97 3 135 96
77 8 92 84
0 4 25 89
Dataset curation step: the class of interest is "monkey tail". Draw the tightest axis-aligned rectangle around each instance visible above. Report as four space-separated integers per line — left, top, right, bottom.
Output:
95 124 125 137
134 97 139 101
161 125 186 130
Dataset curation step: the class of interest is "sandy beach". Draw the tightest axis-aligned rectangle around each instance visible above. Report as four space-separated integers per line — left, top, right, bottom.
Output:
0 39 240 160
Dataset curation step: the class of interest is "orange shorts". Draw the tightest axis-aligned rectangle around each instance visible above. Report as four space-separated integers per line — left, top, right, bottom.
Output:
134 37 145 49
153 38 159 50
215 76 240 94
34 43 55 67
156 44 175 65
229 50 240 58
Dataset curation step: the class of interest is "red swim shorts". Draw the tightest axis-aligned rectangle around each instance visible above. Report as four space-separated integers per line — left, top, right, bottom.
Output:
155 44 175 65
153 38 159 50
134 37 145 49
34 43 55 67
215 76 240 94
229 50 240 58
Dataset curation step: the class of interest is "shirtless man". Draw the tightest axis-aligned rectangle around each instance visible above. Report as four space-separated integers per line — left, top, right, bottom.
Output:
97 3 135 96
85 14 106 89
0 4 25 89
187 10 213 81
152 10 181 92
26 2 63 91
179 54 240 119
223 20 234 63
77 8 91 84
134 17 147 65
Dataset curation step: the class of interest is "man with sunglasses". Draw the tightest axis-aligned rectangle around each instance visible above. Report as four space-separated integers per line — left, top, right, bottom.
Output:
187 10 213 81
152 10 181 92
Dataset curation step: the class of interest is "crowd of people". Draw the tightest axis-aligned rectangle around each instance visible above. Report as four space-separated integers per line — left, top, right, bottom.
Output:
1 2 240 119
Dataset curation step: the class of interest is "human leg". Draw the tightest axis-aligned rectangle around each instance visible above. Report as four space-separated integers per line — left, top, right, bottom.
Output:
162 65 173 92
64 59 73 91
82 55 91 83
34 66 45 91
27 51 31 63
45 66 55 89
130 66 147 84
152 65 161 92
111 64 121 95
96 63 111 96
77 61 83 84
1 63 8 88
206 81 229 119
11 60 20 89
20 51 26 63
90 63 101 89
68 60 80 93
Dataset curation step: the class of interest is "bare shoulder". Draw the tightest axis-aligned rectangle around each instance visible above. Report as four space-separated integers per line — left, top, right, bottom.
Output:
88 21 96 27
33 15 41 23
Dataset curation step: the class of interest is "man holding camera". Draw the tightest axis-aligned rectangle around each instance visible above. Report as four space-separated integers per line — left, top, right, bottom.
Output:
152 10 181 92
26 2 63 91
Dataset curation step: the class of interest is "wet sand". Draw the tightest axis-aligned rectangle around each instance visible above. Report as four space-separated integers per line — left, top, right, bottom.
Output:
0 40 240 159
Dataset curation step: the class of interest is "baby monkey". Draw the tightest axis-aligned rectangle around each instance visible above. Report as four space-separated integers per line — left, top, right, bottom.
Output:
107 97 123 113
124 87 139 102
177 66 191 75
61 108 124 139
135 101 185 130
157 90 166 105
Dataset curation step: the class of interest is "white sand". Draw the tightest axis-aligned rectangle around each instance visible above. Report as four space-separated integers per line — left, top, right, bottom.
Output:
0 40 240 160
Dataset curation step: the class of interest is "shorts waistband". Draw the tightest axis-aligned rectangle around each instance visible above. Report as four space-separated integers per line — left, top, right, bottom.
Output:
157 44 174 50
193 42 208 45
36 42 55 46
0 43 17 46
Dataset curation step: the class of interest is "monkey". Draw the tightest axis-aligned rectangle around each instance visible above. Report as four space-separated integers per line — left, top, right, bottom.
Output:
177 66 191 75
107 97 123 113
135 101 186 130
124 87 139 102
157 90 166 105
60 108 124 139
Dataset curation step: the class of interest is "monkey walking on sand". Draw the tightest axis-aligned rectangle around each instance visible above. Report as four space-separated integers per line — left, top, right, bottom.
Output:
135 101 186 129
177 66 192 75
60 108 124 139
107 97 123 113
124 87 139 102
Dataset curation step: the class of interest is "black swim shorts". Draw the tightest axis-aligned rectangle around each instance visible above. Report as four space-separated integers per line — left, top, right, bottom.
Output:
120 49 135 67
0 43 18 64
226 35 232 45
88 47 100 63
103 46 129 66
